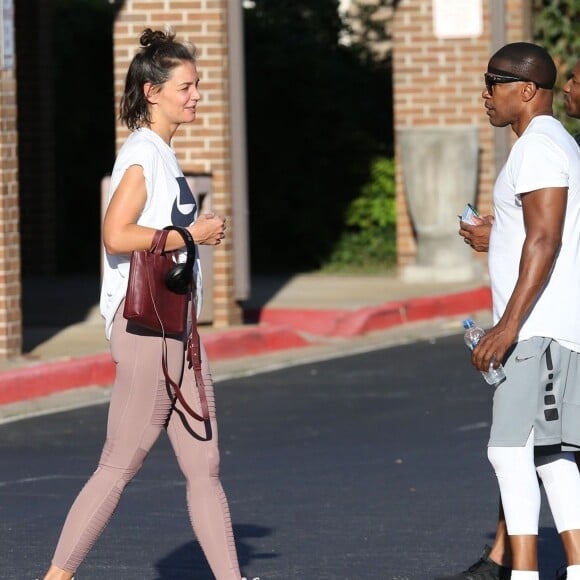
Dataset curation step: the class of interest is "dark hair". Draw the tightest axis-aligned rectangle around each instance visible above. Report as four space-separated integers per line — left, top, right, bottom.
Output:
489 42 557 90
120 28 197 130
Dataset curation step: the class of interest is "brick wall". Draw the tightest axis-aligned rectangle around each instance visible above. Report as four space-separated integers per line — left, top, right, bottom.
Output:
113 0 241 327
0 68 22 357
393 0 530 267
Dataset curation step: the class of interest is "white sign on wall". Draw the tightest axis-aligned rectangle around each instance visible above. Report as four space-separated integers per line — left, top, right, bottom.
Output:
433 0 483 39
1 0 15 70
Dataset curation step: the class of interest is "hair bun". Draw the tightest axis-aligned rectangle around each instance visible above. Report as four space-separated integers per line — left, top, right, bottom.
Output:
140 28 174 48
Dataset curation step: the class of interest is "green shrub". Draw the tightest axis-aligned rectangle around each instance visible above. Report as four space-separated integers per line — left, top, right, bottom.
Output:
323 157 396 272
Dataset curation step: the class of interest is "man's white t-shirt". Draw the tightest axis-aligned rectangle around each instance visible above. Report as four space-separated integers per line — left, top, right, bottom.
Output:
489 115 580 351
100 128 203 340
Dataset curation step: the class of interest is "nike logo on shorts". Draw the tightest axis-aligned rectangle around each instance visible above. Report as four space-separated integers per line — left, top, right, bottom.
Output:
515 355 534 362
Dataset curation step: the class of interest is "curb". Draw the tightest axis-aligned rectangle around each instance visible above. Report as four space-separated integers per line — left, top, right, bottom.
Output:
0 353 115 406
0 286 491 406
259 286 491 337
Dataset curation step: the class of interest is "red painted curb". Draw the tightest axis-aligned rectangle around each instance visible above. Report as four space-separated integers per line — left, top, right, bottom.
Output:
260 287 492 338
0 353 115 405
204 325 310 360
0 287 492 406
258 308 347 336
0 326 311 405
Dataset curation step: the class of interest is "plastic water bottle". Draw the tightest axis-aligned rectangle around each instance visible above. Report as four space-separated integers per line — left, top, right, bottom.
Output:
463 319 506 386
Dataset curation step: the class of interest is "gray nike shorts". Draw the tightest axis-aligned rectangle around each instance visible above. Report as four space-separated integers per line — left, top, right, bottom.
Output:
488 336 580 449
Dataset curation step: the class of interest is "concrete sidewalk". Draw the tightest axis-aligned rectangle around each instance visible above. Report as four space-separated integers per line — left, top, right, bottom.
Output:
0 272 492 415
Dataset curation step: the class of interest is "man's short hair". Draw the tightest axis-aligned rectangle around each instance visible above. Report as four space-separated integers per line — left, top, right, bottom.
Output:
489 42 557 90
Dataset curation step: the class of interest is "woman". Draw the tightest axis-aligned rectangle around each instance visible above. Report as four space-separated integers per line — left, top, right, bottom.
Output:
42 28 242 580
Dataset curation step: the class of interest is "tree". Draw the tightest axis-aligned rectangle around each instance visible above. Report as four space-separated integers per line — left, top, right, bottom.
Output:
243 0 393 272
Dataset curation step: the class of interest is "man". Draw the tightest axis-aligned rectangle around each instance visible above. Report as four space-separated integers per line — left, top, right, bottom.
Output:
437 45 580 580
437 57 580 580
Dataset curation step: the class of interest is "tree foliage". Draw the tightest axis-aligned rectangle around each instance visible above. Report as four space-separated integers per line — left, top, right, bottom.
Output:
244 0 393 273
324 157 396 272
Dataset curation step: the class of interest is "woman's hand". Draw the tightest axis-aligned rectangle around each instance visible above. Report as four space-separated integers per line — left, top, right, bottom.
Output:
189 213 226 245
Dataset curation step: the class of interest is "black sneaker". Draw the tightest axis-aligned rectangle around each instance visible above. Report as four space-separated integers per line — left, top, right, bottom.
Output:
434 545 511 580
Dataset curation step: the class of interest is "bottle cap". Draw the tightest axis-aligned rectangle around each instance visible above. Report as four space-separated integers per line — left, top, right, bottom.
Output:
463 319 474 329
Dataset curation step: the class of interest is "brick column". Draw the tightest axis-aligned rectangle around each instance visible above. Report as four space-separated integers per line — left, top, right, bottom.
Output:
113 0 242 327
0 66 23 357
393 0 530 268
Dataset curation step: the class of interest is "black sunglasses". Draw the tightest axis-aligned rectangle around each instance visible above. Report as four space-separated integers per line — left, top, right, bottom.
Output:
484 72 528 94
484 72 552 95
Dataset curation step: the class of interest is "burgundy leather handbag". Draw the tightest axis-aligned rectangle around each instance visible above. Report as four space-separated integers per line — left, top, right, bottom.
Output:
123 229 188 335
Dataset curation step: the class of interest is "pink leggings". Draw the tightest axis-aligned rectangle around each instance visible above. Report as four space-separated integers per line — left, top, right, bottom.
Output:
51 305 241 579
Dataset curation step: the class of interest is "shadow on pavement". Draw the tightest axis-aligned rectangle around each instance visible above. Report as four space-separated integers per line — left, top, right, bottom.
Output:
21 273 298 351
153 523 277 579
22 275 100 326
21 275 101 352
538 525 566 576
240 274 295 323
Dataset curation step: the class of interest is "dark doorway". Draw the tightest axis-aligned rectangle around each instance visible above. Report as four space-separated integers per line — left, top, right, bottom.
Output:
15 0 118 277
51 0 118 273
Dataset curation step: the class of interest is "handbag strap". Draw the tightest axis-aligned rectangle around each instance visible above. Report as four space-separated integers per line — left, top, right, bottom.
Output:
161 293 210 423
150 229 170 254
186 295 210 420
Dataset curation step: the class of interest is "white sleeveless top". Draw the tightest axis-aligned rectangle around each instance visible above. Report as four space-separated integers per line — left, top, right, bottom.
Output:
100 128 202 340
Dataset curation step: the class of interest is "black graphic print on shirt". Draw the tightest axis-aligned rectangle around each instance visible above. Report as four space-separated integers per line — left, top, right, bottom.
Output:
171 177 197 226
